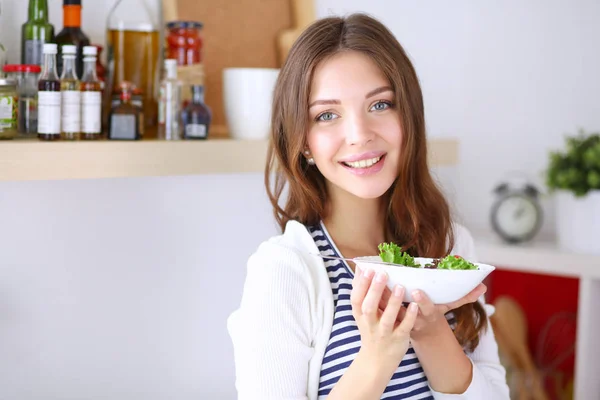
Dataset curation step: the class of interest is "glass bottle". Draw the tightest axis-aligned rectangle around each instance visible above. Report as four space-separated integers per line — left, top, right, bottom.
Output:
21 0 55 66
55 0 90 78
106 0 161 135
60 44 81 140
37 43 61 141
108 81 142 140
182 85 211 140
80 46 102 140
158 59 182 140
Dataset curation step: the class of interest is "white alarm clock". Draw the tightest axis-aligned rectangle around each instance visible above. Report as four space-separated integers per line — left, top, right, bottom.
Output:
490 182 543 244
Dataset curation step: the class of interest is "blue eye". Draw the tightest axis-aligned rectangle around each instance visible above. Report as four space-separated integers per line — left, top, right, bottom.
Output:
371 101 392 111
316 112 338 122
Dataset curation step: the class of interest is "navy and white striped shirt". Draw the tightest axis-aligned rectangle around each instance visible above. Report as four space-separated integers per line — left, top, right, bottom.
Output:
308 222 456 399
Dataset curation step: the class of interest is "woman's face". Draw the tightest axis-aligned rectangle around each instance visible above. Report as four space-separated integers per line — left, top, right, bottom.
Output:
306 50 403 200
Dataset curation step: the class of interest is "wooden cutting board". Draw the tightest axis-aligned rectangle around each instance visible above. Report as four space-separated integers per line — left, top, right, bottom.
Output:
162 0 315 138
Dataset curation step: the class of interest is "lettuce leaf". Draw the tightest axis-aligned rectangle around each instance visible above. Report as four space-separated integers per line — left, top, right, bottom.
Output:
378 242 418 267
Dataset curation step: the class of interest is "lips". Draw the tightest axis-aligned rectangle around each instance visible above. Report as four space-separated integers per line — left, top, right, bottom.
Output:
340 154 386 176
342 156 382 169
339 151 386 163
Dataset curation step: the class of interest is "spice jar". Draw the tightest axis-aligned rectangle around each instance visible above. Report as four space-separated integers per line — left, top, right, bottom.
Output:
166 21 203 66
0 78 18 139
3 64 41 137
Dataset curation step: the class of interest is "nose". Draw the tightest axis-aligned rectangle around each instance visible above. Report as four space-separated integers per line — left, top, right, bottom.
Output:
345 112 375 146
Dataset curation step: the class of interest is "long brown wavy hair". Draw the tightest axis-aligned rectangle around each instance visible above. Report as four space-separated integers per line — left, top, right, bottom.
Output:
265 13 486 352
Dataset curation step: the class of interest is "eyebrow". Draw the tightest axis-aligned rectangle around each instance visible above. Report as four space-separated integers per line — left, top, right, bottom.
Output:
309 86 394 108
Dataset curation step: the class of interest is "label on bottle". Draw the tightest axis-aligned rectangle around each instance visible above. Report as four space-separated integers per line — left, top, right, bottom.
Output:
24 39 45 66
81 91 101 133
37 91 61 134
61 91 81 133
0 95 16 129
185 124 207 139
110 114 137 140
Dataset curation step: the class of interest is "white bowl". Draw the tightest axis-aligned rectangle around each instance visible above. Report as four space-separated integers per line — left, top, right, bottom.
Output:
353 256 495 304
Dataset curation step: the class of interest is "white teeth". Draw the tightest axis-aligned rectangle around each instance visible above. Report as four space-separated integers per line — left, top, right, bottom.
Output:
344 156 381 169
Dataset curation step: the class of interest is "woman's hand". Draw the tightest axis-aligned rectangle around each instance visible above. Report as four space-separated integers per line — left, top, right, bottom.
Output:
351 267 419 364
377 283 487 340
327 268 420 399
409 284 487 340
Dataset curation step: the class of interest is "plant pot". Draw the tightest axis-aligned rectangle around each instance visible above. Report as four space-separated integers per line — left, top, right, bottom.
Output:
555 189 600 255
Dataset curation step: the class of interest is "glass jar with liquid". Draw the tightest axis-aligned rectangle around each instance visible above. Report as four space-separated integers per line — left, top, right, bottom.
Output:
106 0 161 136
2 64 41 137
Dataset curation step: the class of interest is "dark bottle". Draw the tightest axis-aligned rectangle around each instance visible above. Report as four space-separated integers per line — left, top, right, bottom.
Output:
181 85 211 140
21 0 55 66
108 82 142 140
54 0 90 78
37 43 61 141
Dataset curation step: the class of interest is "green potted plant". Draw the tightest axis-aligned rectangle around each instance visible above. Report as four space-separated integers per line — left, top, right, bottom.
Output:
545 129 600 254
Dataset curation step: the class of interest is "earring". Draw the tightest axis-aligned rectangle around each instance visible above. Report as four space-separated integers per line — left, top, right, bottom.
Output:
307 157 315 165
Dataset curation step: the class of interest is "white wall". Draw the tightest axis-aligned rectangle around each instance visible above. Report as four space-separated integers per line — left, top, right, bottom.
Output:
0 174 278 399
0 0 599 398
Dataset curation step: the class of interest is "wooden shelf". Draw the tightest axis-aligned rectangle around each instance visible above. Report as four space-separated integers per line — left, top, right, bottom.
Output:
473 230 600 279
0 138 459 182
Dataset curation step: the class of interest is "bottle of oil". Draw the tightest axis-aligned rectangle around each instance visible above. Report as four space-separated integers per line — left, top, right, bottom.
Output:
60 44 80 140
80 45 102 139
106 0 161 135
37 43 61 141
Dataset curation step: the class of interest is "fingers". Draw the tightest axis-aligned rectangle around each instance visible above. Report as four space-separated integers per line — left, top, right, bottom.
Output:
378 287 392 312
394 302 419 337
361 270 388 324
412 290 435 318
443 284 487 312
380 285 405 332
351 268 375 319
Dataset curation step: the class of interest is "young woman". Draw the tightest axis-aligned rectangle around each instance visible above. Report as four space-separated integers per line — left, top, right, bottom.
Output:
228 13 510 400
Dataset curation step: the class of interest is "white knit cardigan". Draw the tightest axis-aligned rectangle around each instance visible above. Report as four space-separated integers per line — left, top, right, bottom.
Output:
227 220 510 400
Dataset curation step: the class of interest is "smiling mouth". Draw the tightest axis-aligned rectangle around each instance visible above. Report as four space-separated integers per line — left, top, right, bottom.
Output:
341 155 385 169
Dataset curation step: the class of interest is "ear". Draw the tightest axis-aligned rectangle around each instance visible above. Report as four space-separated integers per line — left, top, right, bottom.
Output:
494 183 509 195
524 184 539 199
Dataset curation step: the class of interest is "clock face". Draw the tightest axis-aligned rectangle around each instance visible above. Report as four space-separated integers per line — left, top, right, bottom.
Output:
492 194 541 241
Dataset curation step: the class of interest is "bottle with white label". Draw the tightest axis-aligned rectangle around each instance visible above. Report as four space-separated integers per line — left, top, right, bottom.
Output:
80 45 102 140
37 43 61 141
182 85 211 140
60 44 80 140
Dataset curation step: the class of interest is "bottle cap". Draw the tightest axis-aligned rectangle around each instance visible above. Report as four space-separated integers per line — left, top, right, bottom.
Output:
64 0 82 5
62 45 77 55
83 46 97 56
43 43 58 55
164 59 177 67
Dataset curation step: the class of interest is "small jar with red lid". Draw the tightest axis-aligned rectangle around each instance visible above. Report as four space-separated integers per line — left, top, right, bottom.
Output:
166 21 204 66
2 64 42 136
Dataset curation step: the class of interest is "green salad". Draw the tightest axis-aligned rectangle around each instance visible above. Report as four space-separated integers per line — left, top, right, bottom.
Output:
377 242 418 267
378 242 477 270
